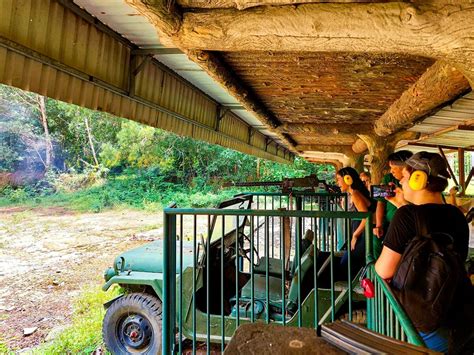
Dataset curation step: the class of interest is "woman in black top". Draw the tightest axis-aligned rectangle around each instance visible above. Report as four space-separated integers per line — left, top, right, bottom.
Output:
336 167 375 277
375 152 471 353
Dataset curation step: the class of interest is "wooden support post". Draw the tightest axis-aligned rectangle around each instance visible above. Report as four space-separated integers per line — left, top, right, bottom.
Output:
128 55 152 96
265 138 271 152
459 148 465 196
256 158 260 179
215 105 227 132
354 154 365 173
128 55 137 96
358 136 393 184
465 167 474 187
438 146 459 187
247 127 254 145
281 212 291 271
359 131 418 184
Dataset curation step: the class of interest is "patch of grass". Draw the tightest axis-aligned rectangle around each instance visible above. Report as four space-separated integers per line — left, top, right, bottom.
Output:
0 343 10 354
0 171 244 213
10 211 32 224
33 285 120 355
0 336 12 354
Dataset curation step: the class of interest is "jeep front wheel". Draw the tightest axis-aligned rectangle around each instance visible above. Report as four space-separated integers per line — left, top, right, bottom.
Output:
102 293 162 354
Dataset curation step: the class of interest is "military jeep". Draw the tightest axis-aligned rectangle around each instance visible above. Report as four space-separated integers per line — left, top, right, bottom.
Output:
101 193 362 354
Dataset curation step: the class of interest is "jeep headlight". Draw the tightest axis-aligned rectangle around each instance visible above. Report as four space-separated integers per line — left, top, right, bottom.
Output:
104 267 116 282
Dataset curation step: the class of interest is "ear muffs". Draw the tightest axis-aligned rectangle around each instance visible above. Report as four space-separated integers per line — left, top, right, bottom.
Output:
408 170 428 191
343 175 353 186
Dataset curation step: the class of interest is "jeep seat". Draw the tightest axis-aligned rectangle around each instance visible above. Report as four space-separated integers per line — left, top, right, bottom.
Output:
287 247 335 312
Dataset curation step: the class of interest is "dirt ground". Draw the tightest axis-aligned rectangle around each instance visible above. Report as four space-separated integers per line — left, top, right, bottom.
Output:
0 206 164 351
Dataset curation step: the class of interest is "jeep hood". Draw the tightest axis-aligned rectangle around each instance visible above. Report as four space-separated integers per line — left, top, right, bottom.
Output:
115 239 195 274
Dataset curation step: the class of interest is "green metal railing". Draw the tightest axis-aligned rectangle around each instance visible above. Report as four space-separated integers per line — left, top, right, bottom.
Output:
163 192 375 354
365 260 425 346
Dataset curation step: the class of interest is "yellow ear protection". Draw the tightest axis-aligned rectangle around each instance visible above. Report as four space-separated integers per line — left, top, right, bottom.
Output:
343 174 353 186
406 152 450 191
339 169 353 186
408 170 428 191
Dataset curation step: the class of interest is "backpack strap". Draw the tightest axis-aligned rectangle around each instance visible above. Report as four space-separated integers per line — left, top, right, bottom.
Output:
413 206 429 237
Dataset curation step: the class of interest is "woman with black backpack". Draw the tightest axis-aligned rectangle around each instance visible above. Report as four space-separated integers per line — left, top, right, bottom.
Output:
375 152 472 354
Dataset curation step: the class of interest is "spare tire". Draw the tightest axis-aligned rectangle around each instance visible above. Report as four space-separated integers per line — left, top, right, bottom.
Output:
102 293 162 354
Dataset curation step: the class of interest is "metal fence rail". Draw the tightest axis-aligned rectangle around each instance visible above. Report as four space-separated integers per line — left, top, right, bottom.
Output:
365 263 425 347
162 192 374 354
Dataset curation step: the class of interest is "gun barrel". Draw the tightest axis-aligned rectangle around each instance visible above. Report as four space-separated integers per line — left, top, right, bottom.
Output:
223 181 283 187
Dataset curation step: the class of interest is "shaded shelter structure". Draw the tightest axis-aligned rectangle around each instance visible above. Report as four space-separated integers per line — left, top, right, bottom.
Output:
1 0 473 185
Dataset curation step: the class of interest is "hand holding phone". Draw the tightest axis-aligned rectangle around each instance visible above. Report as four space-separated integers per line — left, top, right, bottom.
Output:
371 184 396 199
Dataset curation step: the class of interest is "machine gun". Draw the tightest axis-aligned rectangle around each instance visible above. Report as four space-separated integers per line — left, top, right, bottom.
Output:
223 174 340 193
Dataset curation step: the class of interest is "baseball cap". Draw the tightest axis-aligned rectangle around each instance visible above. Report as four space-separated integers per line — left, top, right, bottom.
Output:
405 152 449 180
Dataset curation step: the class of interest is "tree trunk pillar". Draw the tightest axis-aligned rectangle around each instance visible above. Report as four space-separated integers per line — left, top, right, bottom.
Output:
359 131 418 183
343 152 365 172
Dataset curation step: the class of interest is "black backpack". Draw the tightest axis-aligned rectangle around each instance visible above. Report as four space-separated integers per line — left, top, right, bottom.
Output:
391 208 467 333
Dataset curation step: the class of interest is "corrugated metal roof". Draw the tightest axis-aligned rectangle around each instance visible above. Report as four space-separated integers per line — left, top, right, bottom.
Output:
73 0 270 136
401 91 474 151
74 0 159 46
3 0 472 166
0 0 292 163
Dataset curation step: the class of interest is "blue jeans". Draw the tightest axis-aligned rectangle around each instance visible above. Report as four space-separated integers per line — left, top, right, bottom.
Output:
419 327 449 353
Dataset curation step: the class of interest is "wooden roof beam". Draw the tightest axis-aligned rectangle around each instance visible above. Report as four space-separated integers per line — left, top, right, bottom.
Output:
304 158 343 171
177 0 398 10
296 144 354 155
374 61 470 136
173 2 474 85
126 0 299 153
278 123 373 135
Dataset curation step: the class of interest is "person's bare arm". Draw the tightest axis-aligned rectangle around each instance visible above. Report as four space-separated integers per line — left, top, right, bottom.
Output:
375 246 402 280
448 187 468 213
448 186 458 207
373 201 385 238
350 191 369 250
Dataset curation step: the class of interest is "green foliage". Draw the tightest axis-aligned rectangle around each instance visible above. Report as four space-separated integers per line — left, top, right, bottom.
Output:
0 85 45 172
34 286 119 354
0 169 244 212
46 100 122 169
1 84 335 212
259 156 334 182
0 338 11 354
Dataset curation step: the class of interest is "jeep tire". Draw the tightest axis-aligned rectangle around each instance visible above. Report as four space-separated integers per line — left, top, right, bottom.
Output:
103 293 162 354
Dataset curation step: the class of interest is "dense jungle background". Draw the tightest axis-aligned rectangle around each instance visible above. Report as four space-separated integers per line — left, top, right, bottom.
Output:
0 84 335 212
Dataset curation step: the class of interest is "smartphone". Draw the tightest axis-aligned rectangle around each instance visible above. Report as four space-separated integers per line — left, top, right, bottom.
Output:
371 184 395 199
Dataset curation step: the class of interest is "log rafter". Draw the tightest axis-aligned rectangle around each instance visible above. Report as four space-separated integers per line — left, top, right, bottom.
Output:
125 0 301 153
176 3 474 84
296 144 354 155
127 0 474 161
374 61 471 136
278 123 373 135
177 0 399 10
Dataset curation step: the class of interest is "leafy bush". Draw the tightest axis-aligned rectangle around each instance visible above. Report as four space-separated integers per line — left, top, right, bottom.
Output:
0 186 33 204
53 167 109 193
